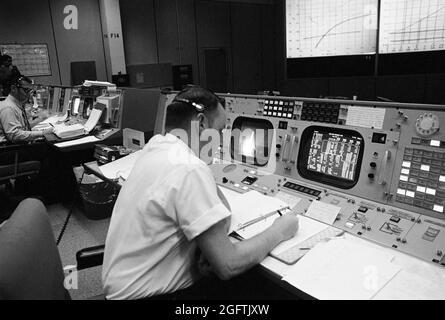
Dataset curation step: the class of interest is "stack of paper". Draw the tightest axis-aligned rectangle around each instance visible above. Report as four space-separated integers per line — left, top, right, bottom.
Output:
282 238 401 300
53 123 86 139
99 150 143 181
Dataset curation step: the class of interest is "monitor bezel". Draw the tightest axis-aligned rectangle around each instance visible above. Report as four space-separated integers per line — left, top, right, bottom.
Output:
297 125 365 189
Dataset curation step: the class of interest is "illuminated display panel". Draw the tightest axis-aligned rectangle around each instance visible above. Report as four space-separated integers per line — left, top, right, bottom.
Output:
298 126 364 189
231 117 274 167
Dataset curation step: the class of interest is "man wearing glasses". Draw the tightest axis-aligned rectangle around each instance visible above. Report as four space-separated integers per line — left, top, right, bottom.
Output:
0 72 53 144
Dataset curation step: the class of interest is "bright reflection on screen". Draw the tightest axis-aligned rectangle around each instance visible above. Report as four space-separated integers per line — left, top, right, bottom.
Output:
240 130 256 158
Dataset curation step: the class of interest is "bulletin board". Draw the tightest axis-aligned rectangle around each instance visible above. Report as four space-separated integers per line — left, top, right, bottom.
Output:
0 44 52 77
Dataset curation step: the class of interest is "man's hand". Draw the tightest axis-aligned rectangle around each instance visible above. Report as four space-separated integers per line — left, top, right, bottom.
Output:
272 213 299 242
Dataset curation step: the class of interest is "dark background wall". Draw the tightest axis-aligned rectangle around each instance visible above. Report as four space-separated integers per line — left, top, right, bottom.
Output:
119 0 276 94
0 0 107 86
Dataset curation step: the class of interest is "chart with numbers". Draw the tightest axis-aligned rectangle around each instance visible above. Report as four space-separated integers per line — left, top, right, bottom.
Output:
379 0 445 54
0 44 51 77
286 0 378 58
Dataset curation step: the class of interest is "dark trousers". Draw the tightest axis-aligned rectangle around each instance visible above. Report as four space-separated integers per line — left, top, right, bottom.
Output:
145 268 297 300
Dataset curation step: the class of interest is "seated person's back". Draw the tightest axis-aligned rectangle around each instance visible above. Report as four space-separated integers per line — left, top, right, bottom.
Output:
102 86 299 300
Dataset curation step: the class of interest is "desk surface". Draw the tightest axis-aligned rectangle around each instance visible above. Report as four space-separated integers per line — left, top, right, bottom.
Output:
80 155 445 300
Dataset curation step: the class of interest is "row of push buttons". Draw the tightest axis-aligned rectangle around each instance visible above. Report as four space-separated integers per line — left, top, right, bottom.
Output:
396 148 445 213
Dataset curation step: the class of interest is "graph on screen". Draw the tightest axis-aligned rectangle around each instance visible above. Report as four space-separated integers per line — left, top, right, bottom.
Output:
286 0 378 58
379 0 445 54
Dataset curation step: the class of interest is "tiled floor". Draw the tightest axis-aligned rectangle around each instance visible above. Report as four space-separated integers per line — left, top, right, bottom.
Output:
47 202 110 300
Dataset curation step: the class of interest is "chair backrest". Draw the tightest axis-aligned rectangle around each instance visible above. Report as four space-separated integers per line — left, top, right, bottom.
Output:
0 199 69 300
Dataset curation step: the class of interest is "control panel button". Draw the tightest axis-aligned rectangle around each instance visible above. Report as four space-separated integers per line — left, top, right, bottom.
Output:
390 216 401 223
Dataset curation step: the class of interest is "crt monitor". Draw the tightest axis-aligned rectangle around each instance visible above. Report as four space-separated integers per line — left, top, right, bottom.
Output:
298 126 365 189
231 117 274 167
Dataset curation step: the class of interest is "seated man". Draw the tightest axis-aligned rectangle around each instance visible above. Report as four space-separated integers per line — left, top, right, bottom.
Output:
102 86 299 300
0 72 53 144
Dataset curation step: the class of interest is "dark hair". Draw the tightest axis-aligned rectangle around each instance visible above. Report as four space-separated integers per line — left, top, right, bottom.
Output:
0 54 12 66
3 69 32 94
165 85 225 130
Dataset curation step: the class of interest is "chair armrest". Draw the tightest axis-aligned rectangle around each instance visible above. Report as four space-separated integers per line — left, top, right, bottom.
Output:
76 245 105 271
0 141 46 153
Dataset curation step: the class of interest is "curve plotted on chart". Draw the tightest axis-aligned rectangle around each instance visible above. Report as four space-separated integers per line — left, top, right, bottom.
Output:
286 0 378 58
379 0 445 54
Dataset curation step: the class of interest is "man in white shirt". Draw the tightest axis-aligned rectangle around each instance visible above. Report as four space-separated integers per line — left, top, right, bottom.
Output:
102 86 299 300
0 73 53 144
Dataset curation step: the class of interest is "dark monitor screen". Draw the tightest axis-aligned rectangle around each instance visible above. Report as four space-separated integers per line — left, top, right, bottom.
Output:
298 126 364 189
231 117 274 167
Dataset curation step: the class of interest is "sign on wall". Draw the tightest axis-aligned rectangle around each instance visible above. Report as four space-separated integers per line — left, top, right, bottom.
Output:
0 44 52 77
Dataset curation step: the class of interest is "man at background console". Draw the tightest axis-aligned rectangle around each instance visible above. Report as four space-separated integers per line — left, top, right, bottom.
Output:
0 72 53 144
102 86 299 300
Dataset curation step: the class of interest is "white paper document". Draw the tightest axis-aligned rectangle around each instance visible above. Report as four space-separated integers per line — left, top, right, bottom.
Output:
274 191 302 209
54 136 100 148
228 190 289 233
99 150 143 180
373 270 445 300
282 239 401 300
305 201 341 225
270 215 329 256
346 106 386 130
84 108 103 133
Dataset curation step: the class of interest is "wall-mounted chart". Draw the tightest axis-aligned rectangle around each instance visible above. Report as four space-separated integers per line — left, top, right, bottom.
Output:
0 44 51 77
286 0 378 58
379 0 445 54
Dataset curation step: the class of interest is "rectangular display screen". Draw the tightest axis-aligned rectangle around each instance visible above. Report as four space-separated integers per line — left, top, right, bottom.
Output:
307 131 363 181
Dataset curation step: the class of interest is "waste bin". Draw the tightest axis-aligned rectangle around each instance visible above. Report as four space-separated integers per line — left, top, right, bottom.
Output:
78 181 118 220
74 167 119 220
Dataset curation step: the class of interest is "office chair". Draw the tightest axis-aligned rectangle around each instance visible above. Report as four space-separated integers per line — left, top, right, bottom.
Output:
0 143 41 188
0 198 105 300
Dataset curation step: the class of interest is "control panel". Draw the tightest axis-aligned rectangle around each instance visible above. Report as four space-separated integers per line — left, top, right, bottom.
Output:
157 92 445 267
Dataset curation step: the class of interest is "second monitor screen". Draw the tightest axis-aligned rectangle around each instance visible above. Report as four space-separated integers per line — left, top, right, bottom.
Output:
299 126 364 189
308 131 362 181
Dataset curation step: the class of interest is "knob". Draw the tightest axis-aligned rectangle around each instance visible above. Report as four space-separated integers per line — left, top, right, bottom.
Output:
370 162 377 169
276 144 282 149
222 177 228 184
437 250 443 257
381 208 386 213
368 173 375 180
396 237 401 242
417 218 422 223
366 226 371 231
362 225 366 230
401 238 407 244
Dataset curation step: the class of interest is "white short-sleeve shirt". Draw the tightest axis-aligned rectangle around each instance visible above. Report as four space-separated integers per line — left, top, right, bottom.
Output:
102 134 231 300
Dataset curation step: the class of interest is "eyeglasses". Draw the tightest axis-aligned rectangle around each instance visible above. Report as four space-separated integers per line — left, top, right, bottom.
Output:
17 85 34 95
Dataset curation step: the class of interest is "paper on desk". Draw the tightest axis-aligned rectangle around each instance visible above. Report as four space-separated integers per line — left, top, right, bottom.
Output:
228 190 289 233
274 191 302 209
373 270 445 300
270 215 329 256
305 200 341 225
40 113 68 124
84 108 103 133
99 150 143 180
282 238 401 300
54 135 100 148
